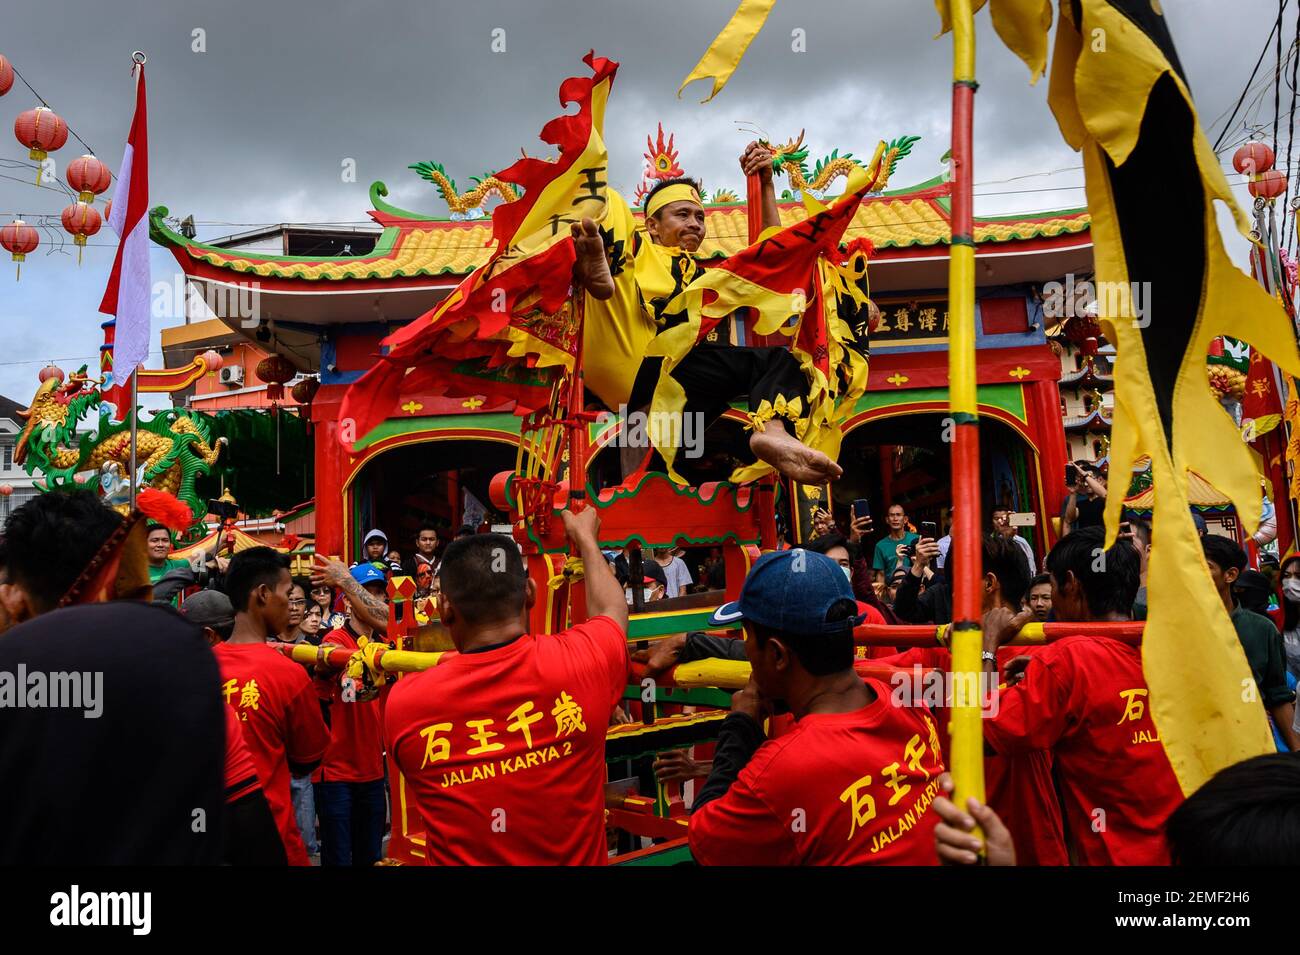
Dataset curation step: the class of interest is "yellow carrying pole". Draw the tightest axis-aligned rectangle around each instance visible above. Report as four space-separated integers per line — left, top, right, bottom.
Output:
945 0 986 849
279 641 445 673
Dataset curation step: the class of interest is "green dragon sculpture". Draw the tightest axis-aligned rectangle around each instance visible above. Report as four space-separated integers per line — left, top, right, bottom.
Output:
408 160 519 219
14 368 226 540
773 133 922 199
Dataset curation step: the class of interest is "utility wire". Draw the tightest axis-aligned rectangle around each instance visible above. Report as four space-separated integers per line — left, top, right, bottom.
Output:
1213 1 1289 151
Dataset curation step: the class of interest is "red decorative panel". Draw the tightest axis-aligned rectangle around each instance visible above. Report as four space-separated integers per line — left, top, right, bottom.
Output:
980 296 1029 335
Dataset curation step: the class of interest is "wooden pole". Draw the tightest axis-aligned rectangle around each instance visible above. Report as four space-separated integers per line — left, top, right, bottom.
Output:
128 373 139 510
567 291 588 508
945 0 987 840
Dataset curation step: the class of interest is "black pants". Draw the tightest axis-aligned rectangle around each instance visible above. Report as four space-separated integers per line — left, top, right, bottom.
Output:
627 344 807 422
619 344 808 479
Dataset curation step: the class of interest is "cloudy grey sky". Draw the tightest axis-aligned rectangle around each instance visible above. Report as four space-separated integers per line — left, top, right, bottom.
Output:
0 0 1288 406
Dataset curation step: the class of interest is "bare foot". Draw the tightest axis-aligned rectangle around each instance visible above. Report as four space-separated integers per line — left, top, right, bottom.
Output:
571 217 613 300
749 419 843 484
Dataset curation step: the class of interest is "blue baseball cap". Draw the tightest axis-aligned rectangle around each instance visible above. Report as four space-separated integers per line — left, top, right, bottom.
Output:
709 549 864 636
350 563 386 587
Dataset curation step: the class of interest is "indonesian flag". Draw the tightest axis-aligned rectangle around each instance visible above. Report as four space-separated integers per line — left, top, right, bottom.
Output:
339 52 618 449
99 65 151 400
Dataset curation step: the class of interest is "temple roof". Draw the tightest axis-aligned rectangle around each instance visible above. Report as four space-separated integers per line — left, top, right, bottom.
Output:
151 176 1090 286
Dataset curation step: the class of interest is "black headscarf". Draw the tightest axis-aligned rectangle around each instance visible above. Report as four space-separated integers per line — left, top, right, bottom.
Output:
0 602 226 864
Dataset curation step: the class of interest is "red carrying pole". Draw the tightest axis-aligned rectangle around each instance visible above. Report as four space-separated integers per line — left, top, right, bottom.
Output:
567 291 588 508
746 171 763 243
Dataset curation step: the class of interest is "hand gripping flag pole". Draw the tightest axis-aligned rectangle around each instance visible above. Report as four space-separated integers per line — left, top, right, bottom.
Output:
944 0 987 852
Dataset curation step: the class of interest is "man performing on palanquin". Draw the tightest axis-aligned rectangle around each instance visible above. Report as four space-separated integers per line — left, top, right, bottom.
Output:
569 140 866 486
341 54 878 488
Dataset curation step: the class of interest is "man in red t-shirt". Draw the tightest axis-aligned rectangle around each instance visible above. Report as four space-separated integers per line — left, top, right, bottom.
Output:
314 562 390 867
385 507 630 865
689 548 945 865
179 589 288 865
214 547 331 866
873 535 1067 866
980 527 1184 865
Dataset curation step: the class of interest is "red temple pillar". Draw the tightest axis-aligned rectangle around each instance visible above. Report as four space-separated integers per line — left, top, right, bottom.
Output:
312 385 348 558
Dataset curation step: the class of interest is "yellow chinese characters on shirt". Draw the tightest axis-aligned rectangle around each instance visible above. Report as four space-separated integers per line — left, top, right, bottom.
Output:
1117 687 1161 746
222 678 260 721
416 690 588 789
837 716 944 855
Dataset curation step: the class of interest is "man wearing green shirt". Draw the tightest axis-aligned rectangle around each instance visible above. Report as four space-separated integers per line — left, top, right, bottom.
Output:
147 525 189 585
872 503 918 583
1202 534 1300 751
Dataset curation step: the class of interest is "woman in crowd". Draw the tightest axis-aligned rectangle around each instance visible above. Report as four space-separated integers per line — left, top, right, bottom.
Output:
310 580 348 631
1280 555 1300 679
292 603 324 647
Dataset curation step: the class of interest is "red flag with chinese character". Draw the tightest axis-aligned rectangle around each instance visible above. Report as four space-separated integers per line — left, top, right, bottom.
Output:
339 52 618 449
1241 347 1284 440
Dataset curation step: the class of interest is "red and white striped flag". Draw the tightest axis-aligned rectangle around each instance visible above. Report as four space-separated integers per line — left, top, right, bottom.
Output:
99 63 150 391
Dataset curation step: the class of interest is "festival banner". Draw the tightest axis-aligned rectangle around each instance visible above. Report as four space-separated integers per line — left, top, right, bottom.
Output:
339 53 619 447
954 0 1300 793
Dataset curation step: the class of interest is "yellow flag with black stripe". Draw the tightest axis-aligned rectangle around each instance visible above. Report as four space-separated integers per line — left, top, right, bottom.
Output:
944 0 1300 794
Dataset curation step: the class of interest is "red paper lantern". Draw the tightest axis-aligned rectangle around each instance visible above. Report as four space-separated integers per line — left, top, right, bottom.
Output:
61 202 101 265
1063 314 1102 357
66 155 111 204
103 198 112 224
0 485 12 497
14 107 68 183
291 377 319 405
0 55 13 97
200 349 223 373
1233 141 1275 176
38 364 64 384
0 219 38 279
1249 168 1288 200
256 354 296 401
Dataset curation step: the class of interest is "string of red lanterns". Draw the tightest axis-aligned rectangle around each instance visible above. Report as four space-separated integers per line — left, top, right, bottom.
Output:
1233 140 1290 200
1 50 115 276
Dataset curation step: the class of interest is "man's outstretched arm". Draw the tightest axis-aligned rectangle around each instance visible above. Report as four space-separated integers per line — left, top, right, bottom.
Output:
562 506 628 631
312 556 388 634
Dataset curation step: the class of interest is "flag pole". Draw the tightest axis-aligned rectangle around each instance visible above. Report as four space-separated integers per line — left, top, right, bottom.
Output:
128 373 138 510
946 0 986 841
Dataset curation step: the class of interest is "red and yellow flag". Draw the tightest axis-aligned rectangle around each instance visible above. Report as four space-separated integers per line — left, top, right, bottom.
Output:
339 53 619 448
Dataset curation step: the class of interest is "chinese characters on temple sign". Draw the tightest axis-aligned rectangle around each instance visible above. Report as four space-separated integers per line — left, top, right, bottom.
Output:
858 299 950 343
